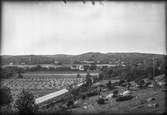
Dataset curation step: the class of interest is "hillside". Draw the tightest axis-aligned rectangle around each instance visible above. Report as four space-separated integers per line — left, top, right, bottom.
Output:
36 74 166 114
0 52 166 65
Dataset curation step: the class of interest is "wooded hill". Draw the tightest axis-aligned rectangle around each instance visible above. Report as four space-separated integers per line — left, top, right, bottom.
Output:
0 52 166 66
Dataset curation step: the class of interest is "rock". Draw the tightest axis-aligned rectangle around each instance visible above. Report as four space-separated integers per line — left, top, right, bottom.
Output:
116 95 133 102
147 97 156 102
130 87 138 91
106 93 113 99
121 90 131 96
148 84 154 88
147 103 159 108
135 96 138 99
83 105 87 109
102 88 108 92
97 97 105 104
161 88 167 92
157 81 165 86
112 90 119 97
74 100 79 105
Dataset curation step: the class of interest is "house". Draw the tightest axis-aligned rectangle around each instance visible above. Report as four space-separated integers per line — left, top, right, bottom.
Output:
21 62 25 65
80 61 95 64
96 64 116 69
78 65 84 71
70 65 78 70
70 64 84 71
97 60 101 64
54 60 60 65
9 62 13 65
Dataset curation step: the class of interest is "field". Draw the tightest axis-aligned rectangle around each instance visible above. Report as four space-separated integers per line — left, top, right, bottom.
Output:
70 87 166 114
1 72 99 110
37 74 166 114
1 69 166 114
23 72 98 79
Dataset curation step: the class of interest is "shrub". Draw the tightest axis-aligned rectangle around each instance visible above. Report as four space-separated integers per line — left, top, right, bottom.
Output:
81 94 86 100
97 98 105 104
18 72 23 78
66 100 74 107
116 95 133 102
0 86 13 106
86 90 98 97
15 89 38 115
113 90 119 97
85 73 93 87
106 81 112 89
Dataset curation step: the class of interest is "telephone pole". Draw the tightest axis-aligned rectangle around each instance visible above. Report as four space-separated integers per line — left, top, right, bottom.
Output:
152 56 155 79
152 56 158 89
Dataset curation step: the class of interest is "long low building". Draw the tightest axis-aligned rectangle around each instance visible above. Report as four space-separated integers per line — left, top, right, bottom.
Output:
35 88 69 104
35 82 84 104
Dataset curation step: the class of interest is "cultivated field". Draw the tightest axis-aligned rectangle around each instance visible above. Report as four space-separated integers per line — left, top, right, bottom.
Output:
23 72 98 79
1 72 98 110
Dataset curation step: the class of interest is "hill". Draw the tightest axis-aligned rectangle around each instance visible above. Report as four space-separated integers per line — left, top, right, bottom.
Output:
0 52 166 65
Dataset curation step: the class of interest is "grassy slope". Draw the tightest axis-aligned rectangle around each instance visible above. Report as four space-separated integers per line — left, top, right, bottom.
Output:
70 87 166 114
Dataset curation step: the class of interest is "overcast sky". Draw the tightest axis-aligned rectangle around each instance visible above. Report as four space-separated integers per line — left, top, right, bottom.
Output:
1 1 166 55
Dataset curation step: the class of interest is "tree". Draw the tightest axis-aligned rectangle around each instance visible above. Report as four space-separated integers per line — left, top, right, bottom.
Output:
77 73 81 78
106 80 112 89
18 72 23 78
107 69 113 78
0 86 13 106
85 72 92 88
15 89 38 115
92 75 98 83
83 65 90 71
89 63 97 70
1 67 16 78
98 72 104 80
0 87 13 114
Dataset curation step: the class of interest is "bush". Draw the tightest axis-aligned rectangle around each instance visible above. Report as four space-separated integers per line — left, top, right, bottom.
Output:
81 94 86 100
0 86 13 106
113 90 119 97
18 72 23 78
106 81 112 89
116 95 133 102
15 89 38 115
85 73 93 87
97 98 105 104
66 100 74 107
0 66 25 79
70 88 79 97
86 90 98 97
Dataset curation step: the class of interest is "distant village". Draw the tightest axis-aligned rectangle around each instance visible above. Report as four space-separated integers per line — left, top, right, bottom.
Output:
5 59 127 71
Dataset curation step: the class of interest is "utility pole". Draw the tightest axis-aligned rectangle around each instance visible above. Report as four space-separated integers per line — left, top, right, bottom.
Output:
152 56 158 90
152 56 155 79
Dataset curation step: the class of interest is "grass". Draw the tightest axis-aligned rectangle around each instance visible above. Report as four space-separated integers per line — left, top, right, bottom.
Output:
69 84 166 114
1 71 166 114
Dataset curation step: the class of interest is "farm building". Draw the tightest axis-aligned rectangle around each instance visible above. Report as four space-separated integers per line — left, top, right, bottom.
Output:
54 60 60 65
70 64 84 71
96 64 116 69
80 61 95 64
9 62 14 65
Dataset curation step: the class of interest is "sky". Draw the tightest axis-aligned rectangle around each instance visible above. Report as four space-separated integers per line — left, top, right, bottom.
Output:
1 1 166 55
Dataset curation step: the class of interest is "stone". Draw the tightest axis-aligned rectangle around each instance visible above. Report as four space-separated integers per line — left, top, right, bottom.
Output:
147 97 156 102
147 103 159 108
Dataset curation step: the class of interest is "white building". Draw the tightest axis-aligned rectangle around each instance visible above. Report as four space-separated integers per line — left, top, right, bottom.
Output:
70 64 84 71
9 62 13 65
54 60 60 64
